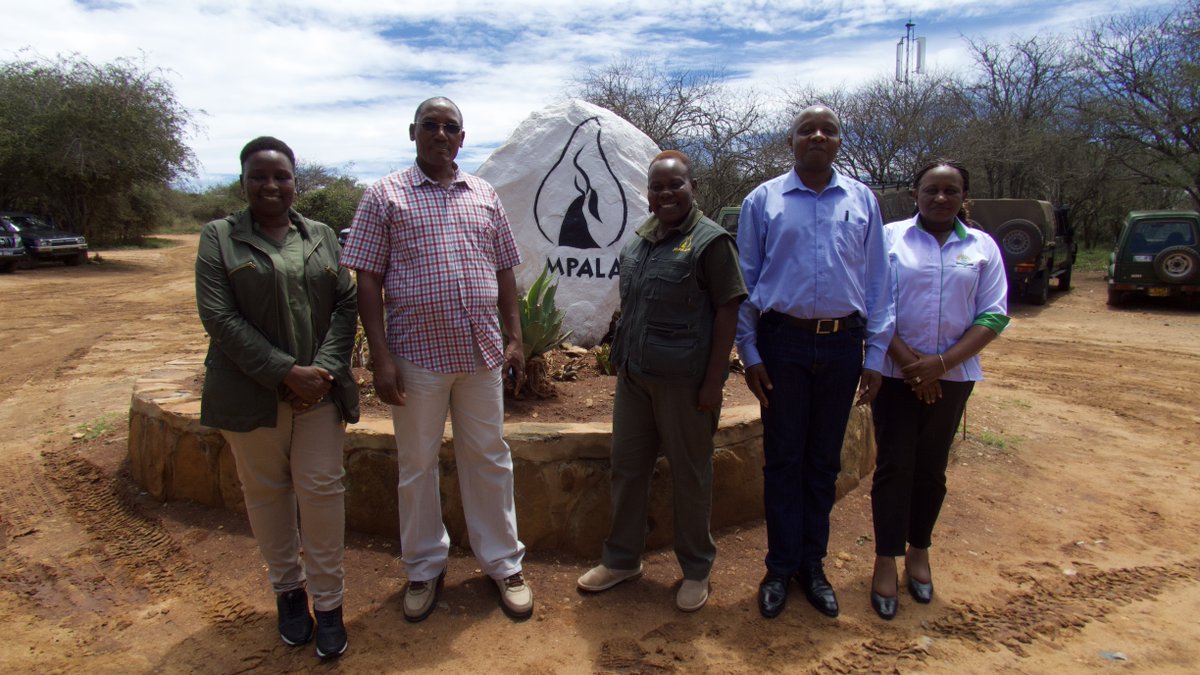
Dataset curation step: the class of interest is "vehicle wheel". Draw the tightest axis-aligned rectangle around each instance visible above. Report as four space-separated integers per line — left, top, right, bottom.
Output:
1027 273 1049 306
1152 245 1199 283
994 219 1044 263
65 252 86 266
0 261 14 274
1107 287 1122 307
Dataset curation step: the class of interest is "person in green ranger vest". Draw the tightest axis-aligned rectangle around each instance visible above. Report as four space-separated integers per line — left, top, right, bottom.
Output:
577 150 747 612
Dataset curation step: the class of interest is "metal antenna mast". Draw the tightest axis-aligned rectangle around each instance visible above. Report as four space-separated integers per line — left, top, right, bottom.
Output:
895 18 926 84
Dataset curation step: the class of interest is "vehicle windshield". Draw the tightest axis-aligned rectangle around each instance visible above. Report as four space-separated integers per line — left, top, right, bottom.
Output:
1128 220 1196 254
1 215 51 231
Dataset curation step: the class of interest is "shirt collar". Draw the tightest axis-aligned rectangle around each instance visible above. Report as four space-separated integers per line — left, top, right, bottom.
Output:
408 162 467 188
233 207 310 239
783 167 844 194
636 205 704 243
913 215 970 242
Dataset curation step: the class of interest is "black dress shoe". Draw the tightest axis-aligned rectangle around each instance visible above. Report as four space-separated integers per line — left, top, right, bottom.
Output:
907 576 933 604
795 564 839 618
758 574 789 619
870 590 898 620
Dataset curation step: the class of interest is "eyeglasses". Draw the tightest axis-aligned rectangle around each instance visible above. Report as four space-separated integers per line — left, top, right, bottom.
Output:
419 120 463 135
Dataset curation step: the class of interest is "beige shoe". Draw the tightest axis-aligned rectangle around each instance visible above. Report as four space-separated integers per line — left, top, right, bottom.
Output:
676 577 710 612
577 563 644 592
496 572 533 619
403 568 445 623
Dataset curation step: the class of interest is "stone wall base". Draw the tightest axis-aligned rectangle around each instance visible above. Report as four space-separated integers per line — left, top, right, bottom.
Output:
129 358 876 557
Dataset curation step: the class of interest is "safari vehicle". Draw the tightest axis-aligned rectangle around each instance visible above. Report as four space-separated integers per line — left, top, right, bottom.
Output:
715 206 740 236
1106 210 1200 306
0 212 89 266
967 199 1075 306
0 222 25 273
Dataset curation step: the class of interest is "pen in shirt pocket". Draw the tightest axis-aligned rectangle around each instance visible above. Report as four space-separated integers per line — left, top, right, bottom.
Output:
844 210 849 221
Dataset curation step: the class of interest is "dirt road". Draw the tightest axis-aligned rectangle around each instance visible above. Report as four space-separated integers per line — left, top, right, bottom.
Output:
1 236 1197 673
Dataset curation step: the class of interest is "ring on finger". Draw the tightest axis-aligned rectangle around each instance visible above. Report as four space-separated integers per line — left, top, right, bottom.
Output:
913 376 922 384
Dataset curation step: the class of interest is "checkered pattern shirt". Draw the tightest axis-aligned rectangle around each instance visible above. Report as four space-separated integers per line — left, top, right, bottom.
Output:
340 164 522 373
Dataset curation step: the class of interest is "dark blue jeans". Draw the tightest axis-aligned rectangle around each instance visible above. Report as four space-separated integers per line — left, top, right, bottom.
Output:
758 316 864 577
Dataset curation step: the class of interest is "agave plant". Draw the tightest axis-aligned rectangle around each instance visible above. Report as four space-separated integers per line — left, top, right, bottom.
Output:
513 264 572 397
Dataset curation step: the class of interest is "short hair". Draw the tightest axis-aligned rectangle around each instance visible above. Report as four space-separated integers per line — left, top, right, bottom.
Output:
413 96 463 124
239 136 295 169
649 149 693 177
912 158 970 193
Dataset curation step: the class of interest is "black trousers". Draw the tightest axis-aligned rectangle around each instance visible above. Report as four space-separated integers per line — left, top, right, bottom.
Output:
870 376 974 557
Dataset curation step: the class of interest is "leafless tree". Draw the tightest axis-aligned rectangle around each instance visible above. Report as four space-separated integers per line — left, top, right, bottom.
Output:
787 74 965 186
952 35 1078 199
570 58 788 213
1076 1 1200 209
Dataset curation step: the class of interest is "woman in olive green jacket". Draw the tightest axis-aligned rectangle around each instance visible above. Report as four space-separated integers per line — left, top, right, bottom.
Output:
195 136 358 660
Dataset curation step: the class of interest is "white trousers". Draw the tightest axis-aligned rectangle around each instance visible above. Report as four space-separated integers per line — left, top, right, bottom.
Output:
221 401 346 611
391 354 525 582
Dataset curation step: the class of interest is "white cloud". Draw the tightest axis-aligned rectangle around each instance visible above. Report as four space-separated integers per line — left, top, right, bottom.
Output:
4 0 1174 186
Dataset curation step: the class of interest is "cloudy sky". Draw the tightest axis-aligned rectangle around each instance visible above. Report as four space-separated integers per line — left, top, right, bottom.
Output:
4 0 1172 188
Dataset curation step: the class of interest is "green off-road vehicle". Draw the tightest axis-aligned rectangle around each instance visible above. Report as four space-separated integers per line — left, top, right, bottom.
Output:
1107 210 1200 306
968 199 1076 306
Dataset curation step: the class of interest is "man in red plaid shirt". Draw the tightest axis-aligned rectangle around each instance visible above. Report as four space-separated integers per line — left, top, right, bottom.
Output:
340 97 533 622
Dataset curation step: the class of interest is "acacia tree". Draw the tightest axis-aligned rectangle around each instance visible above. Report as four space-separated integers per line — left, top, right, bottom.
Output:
0 53 195 242
1077 2 1200 209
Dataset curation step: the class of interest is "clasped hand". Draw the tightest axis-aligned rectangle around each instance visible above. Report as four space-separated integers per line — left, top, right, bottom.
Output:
283 364 334 411
900 353 943 404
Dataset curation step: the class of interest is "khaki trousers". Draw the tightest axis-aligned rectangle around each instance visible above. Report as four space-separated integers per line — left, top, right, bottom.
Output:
390 354 525 582
602 369 719 580
221 401 346 611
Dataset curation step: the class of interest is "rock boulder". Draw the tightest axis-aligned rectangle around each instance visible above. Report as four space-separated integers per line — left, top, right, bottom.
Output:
476 99 660 346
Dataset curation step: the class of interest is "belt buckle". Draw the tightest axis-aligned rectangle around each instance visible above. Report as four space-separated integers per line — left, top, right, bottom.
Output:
815 318 838 335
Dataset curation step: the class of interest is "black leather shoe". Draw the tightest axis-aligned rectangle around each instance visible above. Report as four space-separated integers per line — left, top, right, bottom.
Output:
795 564 839 618
314 605 348 659
870 591 898 620
758 574 789 619
907 576 933 604
276 588 315 646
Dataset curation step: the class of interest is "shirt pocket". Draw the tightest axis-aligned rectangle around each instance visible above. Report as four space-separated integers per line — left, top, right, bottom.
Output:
639 320 700 380
618 256 638 301
646 259 694 306
832 211 869 266
460 203 498 253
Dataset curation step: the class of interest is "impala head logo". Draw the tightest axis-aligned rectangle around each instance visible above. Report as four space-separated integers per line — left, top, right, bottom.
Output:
533 117 628 249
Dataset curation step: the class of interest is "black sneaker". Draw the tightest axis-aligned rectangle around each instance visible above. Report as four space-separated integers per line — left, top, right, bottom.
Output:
314 605 348 659
276 588 315 646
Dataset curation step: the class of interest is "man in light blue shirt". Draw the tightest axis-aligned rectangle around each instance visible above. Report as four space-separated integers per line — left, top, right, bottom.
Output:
736 105 892 620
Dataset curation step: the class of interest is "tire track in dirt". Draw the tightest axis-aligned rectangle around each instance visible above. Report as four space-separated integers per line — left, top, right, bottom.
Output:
35 448 282 671
814 559 1199 673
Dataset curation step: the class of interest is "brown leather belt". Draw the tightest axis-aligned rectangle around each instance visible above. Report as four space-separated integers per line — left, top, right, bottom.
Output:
762 311 863 335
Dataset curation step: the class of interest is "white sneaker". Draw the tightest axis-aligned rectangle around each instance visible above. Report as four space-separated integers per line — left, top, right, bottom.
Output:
496 572 533 619
577 563 644 592
403 568 445 623
676 576 710 612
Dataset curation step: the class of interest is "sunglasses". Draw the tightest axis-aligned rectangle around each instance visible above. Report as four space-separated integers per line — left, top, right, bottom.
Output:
419 120 463 135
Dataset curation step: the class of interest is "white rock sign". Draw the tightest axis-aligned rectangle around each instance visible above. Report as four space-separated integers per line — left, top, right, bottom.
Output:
476 99 660 346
